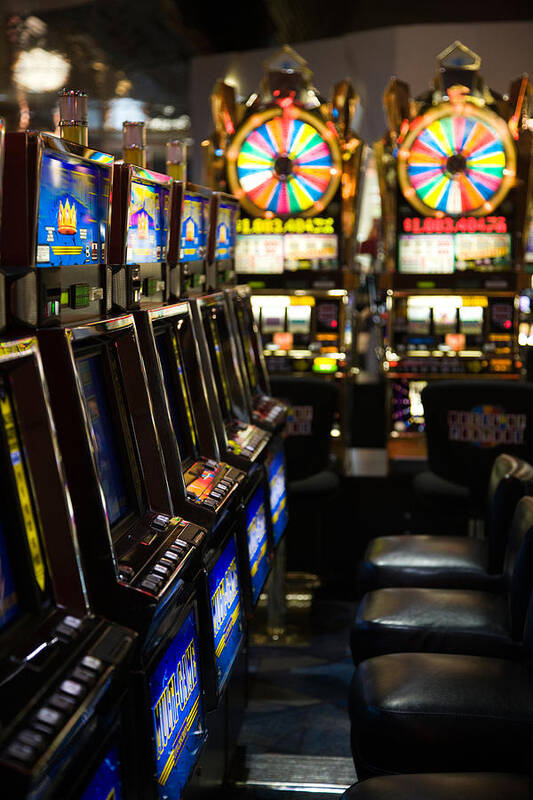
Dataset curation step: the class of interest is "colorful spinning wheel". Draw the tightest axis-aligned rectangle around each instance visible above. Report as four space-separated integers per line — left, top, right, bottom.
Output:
227 106 341 218
398 102 516 217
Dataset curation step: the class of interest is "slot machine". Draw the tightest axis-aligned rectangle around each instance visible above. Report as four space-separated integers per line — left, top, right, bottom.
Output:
206 191 239 291
375 42 532 455
191 292 271 469
0 334 135 798
0 91 112 327
36 315 209 798
167 182 211 302
224 287 289 545
225 284 289 431
108 121 173 312
0 116 5 332
135 300 275 616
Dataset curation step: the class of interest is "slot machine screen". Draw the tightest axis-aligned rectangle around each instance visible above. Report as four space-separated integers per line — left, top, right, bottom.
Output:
392 380 427 433
0 380 51 615
234 305 261 396
126 178 169 265
149 608 205 799
267 444 288 546
180 191 209 263
37 151 109 267
407 301 431 336
287 305 312 335
0 518 19 634
154 326 199 465
213 303 248 421
214 199 237 261
245 484 270 606
208 535 244 693
76 354 132 527
80 742 124 800
459 306 484 335
433 298 459 335
200 305 245 424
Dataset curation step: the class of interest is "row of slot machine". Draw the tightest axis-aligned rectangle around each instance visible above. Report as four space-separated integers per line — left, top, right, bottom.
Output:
0 90 290 799
372 42 533 452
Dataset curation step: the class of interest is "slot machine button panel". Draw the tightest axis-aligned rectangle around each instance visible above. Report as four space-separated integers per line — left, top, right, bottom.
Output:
59 679 86 700
153 563 170 577
163 550 179 562
70 666 98 687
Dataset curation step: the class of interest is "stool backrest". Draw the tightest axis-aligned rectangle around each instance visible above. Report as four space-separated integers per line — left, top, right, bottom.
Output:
422 381 533 506
270 375 339 481
503 496 533 639
487 454 533 573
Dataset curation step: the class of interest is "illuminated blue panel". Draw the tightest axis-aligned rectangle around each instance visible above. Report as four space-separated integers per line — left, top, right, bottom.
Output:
37 152 107 267
0 518 19 633
180 193 209 263
215 201 237 261
77 355 130 526
245 484 270 605
268 446 288 546
126 179 169 265
149 609 205 799
80 743 124 800
208 536 244 693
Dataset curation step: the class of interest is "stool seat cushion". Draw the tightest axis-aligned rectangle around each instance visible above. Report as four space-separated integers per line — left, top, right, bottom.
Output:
413 471 470 512
289 469 340 496
358 535 499 593
349 652 533 776
342 773 533 799
351 587 516 663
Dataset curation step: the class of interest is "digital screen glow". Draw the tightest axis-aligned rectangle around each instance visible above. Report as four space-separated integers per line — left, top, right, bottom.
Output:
80 743 124 800
77 355 130 526
268 446 288 546
180 192 209 262
0 518 19 634
126 179 168 264
215 201 237 260
149 609 205 799
245 485 270 605
208 536 244 693
392 380 427 433
37 152 107 267
398 232 512 272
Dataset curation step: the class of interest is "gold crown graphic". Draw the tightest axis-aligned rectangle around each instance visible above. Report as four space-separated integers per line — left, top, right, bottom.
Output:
57 198 77 235
137 210 149 239
185 217 195 241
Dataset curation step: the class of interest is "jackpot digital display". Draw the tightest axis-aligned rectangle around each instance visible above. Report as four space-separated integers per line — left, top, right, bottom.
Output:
208 535 244 692
268 447 288 546
37 152 108 267
0 518 19 633
80 743 124 800
180 192 209 262
126 179 168 265
77 355 130 526
245 485 270 605
149 609 205 799
215 201 237 260
398 229 512 273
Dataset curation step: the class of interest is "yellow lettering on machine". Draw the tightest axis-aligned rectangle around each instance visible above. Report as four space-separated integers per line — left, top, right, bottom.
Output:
0 395 46 591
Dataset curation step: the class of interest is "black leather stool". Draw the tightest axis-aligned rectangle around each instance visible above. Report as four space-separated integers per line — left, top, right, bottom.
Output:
358 454 533 594
349 593 533 778
415 380 533 522
351 495 533 664
342 774 533 799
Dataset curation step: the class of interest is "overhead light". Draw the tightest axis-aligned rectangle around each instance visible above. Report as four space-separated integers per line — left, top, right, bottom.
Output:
13 48 70 93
